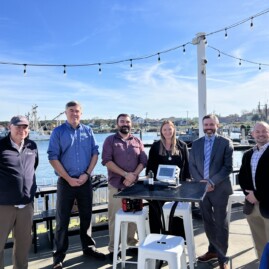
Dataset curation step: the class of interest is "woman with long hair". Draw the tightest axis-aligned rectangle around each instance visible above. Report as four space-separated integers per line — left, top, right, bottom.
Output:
146 120 190 234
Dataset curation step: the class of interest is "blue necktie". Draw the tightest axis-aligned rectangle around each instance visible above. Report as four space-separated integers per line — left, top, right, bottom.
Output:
204 139 212 179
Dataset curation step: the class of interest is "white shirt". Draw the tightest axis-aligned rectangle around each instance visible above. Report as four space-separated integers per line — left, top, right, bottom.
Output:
251 142 269 190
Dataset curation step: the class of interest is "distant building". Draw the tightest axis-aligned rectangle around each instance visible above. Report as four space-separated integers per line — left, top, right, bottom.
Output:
174 119 189 126
240 112 255 122
131 115 144 124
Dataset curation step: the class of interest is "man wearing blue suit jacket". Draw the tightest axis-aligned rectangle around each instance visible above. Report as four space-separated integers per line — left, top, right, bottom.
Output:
238 121 269 261
189 114 233 269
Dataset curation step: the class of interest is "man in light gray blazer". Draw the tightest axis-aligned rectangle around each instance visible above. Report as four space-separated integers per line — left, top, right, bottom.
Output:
189 114 233 269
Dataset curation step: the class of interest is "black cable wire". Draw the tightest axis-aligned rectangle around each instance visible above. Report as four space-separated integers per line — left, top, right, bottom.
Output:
208 45 269 67
0 8 268 70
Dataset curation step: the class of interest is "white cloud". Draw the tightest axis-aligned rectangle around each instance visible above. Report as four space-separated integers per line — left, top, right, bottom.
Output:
1 1 269 122
207 71 269 116
71 36 90 47
1 59 269 121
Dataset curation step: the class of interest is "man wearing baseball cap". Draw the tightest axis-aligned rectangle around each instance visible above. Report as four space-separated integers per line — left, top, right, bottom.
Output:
0 115 39 269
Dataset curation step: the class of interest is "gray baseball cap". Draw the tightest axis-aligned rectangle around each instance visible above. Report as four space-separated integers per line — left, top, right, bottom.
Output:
10 115 29 126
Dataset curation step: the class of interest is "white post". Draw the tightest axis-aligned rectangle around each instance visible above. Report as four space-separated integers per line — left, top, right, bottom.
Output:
192 32 207 138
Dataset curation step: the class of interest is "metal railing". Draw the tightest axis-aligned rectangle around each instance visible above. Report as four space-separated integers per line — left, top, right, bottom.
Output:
34 169 240 214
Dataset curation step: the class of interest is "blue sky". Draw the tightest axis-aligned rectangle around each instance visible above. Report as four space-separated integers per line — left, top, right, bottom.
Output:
1 1 269 121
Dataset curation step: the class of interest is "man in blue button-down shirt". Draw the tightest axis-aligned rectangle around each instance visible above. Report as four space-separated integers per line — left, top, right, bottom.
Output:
48 101 105 269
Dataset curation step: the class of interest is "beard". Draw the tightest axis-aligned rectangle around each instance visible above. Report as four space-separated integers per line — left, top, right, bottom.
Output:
203 128 216 136
119 125 130 134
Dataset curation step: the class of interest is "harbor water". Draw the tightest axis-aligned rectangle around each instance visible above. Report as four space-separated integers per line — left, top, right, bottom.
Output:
35 132 159 213
36 132 244 186
33 131 245 216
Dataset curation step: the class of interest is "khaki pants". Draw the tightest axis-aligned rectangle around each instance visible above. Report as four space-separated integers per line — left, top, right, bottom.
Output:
0 203 34 269
108 184 138 253
246 203 269 260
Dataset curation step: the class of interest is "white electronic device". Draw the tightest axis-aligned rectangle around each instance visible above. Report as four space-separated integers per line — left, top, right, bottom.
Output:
156 165 180 185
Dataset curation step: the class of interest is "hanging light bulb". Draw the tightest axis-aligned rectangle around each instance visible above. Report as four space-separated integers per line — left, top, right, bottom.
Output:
158 53 161 63
63 65 67 76
182 45 186 54
98 63 102 73
224 28 228 39
239 59 242 66
250 17 254 28
23 64 27 76
130 59 133 68
218 51 221 58
259 64 261 71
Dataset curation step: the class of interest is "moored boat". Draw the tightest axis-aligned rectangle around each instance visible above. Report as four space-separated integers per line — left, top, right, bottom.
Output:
28 105 51 141
29 130 50 141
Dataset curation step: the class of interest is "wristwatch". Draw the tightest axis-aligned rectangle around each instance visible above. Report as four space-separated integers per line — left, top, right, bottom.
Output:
84 171 90 178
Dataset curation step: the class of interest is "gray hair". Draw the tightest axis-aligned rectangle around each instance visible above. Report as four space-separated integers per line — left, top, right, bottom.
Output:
65 101 81 110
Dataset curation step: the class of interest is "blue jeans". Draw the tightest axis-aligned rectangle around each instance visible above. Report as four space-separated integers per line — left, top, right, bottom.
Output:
53 178 95 264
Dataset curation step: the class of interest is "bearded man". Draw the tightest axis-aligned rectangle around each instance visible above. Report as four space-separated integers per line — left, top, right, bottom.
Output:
101 113 147 261
189 114 234 269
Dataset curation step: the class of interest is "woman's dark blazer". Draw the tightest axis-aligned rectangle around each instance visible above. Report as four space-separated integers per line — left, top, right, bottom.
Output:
146 139 190 181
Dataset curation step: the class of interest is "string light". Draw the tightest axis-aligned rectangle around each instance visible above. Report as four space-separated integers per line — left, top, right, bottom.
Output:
0 42 192 72
208 45 269 70
23 64 27 76
224 28 228 39
206 8 269 37
98 63 102 73
250 17 254 28
218 50 221 58
0 8 269 74
63 65 66 76
130 59 133 68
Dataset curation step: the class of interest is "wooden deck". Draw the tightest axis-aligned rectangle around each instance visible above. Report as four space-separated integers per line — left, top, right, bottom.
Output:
3 202 260 269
